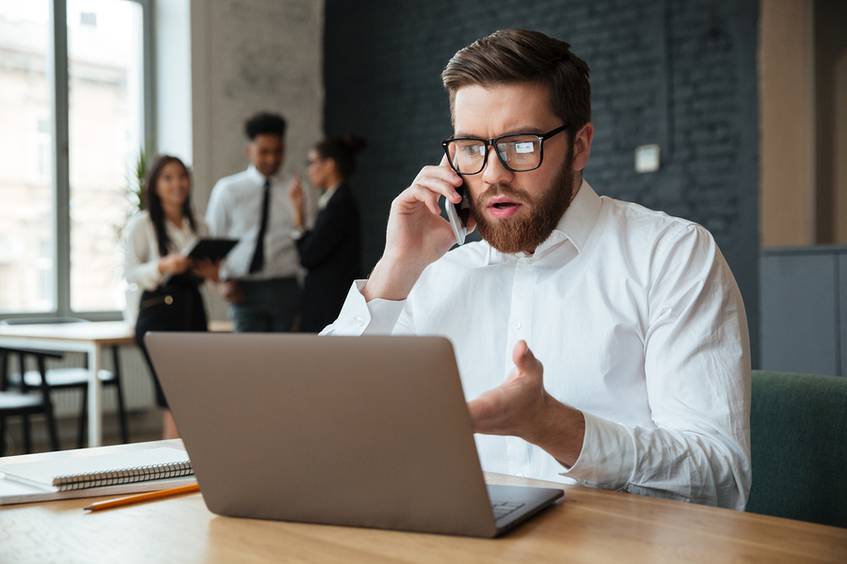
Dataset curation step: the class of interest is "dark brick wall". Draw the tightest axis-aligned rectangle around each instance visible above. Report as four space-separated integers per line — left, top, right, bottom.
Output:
324 0 760 361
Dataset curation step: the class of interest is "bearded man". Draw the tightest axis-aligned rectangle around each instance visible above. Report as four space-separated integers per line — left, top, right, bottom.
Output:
323 29 752 510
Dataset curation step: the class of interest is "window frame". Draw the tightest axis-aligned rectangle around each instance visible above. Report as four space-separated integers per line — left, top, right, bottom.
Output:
0 0 155 322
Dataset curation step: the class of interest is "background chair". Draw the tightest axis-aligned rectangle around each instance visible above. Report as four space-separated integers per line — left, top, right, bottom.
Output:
0 347 61 456
747 370 847 528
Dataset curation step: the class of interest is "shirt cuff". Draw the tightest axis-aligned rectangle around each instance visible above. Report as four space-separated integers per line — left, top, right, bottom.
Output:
558 410 636 490
291 228 305 240
139 260 164 290
320 280 406 335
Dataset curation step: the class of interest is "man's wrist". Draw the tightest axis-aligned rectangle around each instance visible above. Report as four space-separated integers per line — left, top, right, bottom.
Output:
524 395 586 468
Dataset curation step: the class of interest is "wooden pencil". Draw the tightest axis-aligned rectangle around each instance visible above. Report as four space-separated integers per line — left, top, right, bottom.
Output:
83 483 200 512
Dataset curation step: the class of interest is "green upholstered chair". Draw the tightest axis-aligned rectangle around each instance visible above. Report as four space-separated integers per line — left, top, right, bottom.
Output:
747 370 847 528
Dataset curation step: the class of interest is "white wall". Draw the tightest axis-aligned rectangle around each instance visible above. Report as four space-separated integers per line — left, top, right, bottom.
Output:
154 0 193 162
189 0 324 212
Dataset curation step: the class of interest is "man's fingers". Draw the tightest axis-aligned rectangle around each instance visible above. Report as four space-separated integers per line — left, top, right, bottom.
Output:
415 176 461 205
409 175 460 209
409 185 442 216
419 163 462 188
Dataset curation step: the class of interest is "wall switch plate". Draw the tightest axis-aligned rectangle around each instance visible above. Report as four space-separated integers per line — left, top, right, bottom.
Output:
635 144 661 173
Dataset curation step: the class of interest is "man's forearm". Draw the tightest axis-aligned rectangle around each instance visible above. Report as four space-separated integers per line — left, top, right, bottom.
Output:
362 256 428 302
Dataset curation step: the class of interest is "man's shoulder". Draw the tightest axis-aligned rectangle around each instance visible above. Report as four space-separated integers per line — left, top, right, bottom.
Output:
601 196 710 248
599 196 724 285
603 195 695 229
212 169 251 192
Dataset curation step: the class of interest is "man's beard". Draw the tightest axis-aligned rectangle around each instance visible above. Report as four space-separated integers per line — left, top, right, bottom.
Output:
469 154 577 254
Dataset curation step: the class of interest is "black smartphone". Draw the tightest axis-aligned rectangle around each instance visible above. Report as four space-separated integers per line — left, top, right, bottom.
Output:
444 179 471 245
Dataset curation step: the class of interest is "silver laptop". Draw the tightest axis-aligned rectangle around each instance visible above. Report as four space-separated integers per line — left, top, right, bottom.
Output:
145 333 563 537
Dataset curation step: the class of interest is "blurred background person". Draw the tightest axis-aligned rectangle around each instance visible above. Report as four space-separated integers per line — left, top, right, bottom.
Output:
206 112 306 332
124 155 218 439
288 135 365 332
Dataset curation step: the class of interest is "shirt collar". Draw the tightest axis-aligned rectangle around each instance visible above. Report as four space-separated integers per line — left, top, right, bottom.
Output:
246 165 276 185
483 179 602 265
319 183 341 210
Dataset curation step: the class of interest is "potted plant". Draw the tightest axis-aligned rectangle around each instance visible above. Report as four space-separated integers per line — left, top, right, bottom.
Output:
121 148 149 324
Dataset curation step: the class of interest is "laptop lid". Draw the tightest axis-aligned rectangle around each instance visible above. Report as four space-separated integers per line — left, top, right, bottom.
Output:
146 333 500 537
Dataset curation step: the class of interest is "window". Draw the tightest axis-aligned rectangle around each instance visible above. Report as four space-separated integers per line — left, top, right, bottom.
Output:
0 1 54 312
0 0 150 318
68 0 144 311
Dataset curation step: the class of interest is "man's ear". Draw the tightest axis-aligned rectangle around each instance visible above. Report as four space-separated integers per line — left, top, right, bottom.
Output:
571 122 594 173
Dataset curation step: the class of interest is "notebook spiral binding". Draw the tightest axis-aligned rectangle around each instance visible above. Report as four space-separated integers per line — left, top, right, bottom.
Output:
52 461 194 491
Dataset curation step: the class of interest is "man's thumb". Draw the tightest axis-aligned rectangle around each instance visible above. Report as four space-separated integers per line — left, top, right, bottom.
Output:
512 340 537 371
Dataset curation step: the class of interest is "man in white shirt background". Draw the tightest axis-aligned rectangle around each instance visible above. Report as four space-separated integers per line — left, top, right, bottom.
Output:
206 112 305 332
324 29 751 509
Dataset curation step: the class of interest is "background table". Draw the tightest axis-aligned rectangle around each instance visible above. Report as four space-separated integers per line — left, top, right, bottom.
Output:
0 321 135 447
1 440 845 563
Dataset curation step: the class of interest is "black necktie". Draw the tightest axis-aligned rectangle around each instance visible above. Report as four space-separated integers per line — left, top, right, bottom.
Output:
248 178 271 274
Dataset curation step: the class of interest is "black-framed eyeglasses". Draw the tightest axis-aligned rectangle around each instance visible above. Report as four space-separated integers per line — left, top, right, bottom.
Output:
441 124 568 175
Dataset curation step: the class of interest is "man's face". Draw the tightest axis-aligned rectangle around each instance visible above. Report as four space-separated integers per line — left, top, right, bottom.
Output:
452 82 591 253
247 133 285 178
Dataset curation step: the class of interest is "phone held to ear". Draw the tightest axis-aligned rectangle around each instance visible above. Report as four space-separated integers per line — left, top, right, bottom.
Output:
445 181 471 246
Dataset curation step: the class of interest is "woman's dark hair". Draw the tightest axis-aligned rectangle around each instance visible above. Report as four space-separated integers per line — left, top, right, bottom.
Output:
145 155 198 257
315 134 367 178
245 111 287 140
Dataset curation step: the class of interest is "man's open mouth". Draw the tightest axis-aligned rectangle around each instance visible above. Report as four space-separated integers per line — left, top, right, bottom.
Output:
486 197 524 218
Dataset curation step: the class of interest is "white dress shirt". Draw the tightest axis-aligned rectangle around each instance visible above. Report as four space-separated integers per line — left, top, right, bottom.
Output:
323 180 752 510
206 166 302 280
123 210 207 291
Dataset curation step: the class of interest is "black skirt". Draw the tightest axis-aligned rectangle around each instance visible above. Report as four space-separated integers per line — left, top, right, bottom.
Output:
135 274 208 408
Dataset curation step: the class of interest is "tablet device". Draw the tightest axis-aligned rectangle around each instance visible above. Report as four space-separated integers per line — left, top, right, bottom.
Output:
184 238 238 262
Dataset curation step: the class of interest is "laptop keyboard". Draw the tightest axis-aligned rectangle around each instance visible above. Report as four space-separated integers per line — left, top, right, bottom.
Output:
491 500 525 521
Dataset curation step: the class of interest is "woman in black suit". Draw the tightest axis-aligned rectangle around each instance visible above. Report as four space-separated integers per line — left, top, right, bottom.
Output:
288 135 365 332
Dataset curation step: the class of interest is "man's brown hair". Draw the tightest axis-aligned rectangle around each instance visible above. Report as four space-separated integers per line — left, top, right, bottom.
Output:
441 29 591 135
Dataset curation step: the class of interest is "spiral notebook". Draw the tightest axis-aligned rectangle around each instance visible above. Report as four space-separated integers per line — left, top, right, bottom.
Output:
1 447 193 492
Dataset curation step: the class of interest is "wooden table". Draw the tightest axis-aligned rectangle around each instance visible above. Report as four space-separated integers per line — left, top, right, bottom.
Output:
1 440 845 563
0 321 135 447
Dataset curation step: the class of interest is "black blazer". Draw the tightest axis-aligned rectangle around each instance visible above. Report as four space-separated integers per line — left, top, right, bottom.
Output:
296 184 362 332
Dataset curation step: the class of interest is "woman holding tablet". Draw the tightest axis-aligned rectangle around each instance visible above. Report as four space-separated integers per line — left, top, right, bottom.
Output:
123 155 219 439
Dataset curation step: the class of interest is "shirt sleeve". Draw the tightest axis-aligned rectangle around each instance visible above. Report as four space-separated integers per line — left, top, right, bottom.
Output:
205 181 235 279
123 215 164 291
205 181 228 236
319 280 412 335
560 223 752 511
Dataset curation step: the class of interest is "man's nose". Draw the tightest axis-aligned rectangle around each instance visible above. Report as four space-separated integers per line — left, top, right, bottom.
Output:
481 145 514 187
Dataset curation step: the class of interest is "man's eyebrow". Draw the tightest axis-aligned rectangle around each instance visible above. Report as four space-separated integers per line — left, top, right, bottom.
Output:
452 126 547 138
